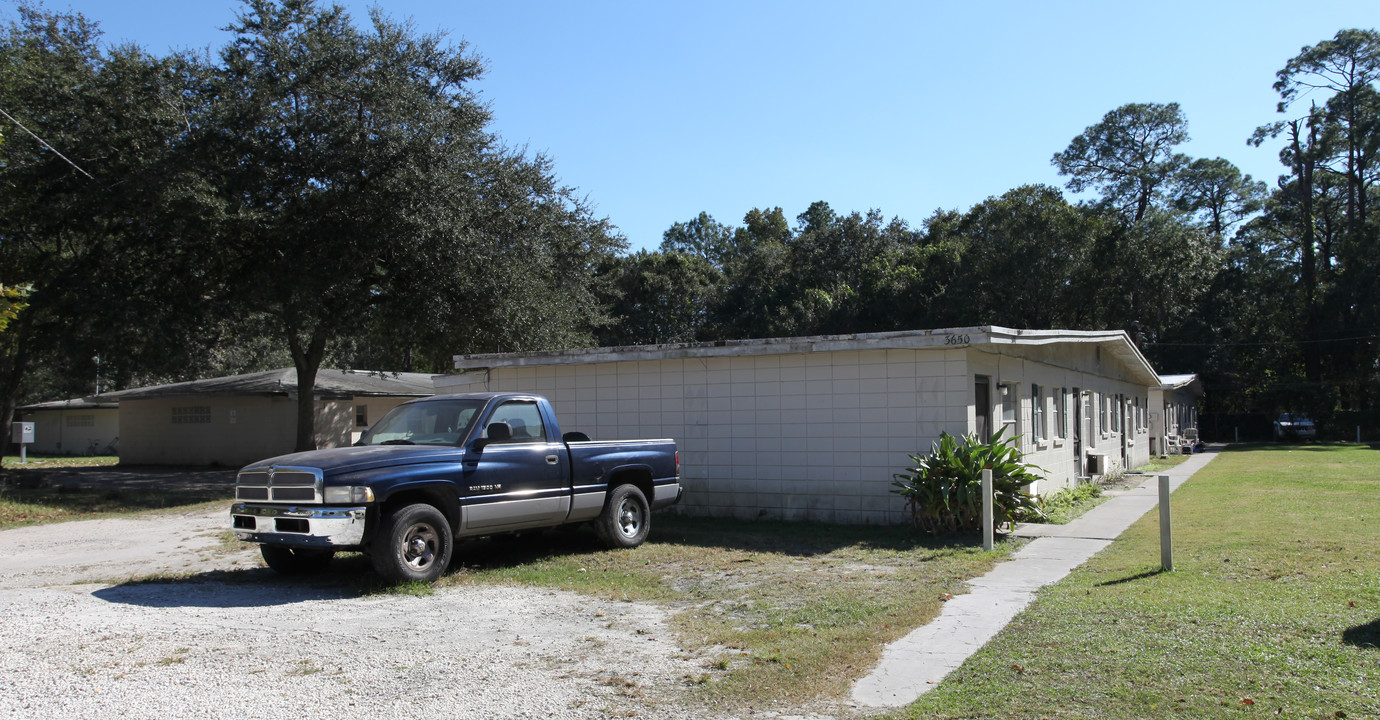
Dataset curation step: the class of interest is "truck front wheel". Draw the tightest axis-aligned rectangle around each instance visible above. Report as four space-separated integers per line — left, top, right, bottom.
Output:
595 484 651 549
260 545 335 575
370 503 453 584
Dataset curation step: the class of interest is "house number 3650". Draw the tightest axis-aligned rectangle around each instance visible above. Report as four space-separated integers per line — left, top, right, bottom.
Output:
944 334 971 345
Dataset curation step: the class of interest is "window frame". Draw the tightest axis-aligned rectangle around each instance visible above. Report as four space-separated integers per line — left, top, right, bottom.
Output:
999 382 1018 436
1055 388 1067 439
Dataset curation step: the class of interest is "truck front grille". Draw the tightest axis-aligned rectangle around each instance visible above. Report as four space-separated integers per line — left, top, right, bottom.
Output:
235 466 323 504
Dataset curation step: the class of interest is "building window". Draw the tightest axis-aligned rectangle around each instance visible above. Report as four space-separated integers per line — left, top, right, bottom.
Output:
999 383 1017 435
171 406 211 424
355 405 368 427
66 414 95 428
974 376 992 440
1055 388 1067 439
1098 393 1107 434
1032 384 1046 441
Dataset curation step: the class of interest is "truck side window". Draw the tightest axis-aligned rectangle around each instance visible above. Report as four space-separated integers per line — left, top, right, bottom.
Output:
489 401 546 443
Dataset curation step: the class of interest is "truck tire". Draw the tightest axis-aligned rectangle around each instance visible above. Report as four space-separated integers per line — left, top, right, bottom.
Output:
260 545 335 575
595 484 651 549
371 503 453 584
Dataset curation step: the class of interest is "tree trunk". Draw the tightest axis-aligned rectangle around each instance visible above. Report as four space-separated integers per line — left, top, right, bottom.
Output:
0 315 35 459
1291 119 1321 384
286 326 327 454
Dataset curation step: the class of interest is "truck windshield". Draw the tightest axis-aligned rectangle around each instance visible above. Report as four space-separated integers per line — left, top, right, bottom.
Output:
359 399 485 446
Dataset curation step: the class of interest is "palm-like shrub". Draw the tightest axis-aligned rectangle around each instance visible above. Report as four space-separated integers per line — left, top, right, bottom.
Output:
891 428 1045 535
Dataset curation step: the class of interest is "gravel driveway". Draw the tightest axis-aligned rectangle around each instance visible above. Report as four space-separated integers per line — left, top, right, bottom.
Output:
0 505 711 720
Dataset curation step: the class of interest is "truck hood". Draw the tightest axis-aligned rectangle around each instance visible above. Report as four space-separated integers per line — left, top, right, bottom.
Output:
240 444 467 478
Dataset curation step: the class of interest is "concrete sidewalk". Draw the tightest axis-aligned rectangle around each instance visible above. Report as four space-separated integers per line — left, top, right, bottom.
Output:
850 446 1223 707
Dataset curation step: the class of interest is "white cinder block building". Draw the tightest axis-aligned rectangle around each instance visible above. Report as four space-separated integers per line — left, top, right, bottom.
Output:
16 398 120 456
438 326 1162 524
1149 373 1204 454
112 368 435 466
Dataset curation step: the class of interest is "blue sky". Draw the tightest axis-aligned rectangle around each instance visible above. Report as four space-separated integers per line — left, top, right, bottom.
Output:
9 0 1379 250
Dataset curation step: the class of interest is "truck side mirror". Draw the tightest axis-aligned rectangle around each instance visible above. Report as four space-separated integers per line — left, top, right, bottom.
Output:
476 421 511 450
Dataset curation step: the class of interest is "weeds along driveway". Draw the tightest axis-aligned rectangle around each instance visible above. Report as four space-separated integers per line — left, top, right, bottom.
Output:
0 509 707 720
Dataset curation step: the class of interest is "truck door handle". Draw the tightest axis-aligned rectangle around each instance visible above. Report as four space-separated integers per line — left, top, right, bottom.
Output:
545 455 559 465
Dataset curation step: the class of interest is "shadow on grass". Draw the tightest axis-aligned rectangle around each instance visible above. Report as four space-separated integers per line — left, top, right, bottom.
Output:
0 486 232 529
1093 567 1170 587
1343 618 1380 650
645 513 982 557
92 514 991 608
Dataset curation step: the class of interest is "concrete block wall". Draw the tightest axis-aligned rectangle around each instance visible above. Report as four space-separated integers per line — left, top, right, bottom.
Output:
969 347 1153 494
17 408 120 456
470 347 972 524
120 395 370 466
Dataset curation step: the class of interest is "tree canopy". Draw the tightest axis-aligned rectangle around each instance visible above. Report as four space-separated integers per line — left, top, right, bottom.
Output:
3 8 1379 448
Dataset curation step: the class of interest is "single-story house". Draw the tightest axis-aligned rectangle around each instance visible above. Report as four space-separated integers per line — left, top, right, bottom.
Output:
16 398 120 456
437 326 1164 524
1149 373 1204 455
109 368 436 466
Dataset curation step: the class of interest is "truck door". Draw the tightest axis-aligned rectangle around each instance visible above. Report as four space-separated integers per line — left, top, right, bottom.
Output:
463 400 570 530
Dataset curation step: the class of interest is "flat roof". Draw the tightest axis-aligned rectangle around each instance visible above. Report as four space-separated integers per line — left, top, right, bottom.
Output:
17 398 119 411
101 368 437 401
1156 373 1204 396
453 326 1162 386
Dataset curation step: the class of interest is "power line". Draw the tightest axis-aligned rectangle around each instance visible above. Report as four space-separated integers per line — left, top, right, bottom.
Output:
0 105 95 180
1145 334 1380 348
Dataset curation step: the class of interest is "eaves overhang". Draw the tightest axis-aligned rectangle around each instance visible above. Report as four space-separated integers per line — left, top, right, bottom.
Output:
453 325 1162 387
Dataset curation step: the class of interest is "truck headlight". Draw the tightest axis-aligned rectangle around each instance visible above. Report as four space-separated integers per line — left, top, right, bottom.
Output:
324 486 375 504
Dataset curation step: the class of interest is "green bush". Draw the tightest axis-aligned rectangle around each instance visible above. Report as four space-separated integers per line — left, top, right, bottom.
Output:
891 429 1045 535
1033 481 1103 525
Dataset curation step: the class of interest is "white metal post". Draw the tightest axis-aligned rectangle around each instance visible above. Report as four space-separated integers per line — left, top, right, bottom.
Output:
982 468 994 551
1159 474 1173 571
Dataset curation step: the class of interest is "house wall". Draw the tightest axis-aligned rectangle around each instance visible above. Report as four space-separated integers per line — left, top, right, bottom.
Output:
967 344 1151 491
445 340 1155 523
119 395 360 466
1149 386 1199 454
16 408 119 456
349 397 411 443
448 348 972 524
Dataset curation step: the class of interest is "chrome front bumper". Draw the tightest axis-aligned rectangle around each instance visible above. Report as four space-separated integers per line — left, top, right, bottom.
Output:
230 503 369 548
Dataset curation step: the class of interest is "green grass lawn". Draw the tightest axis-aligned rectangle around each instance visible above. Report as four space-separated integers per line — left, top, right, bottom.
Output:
895 443 1380 719
0 489 232 529
2 453 119 469
1 455 229 528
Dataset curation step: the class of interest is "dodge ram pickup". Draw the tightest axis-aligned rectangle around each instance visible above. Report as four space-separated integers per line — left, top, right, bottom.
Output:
230 392 681 583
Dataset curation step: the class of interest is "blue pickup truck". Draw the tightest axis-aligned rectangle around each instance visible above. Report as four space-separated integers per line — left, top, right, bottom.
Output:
230 392 681 583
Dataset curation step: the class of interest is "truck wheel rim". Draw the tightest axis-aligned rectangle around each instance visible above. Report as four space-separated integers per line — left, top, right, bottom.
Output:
401 522 438 569
616 498 643 538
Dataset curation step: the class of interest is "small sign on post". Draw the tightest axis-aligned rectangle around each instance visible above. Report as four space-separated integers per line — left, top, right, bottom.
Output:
982 468 994 551
11 422 35 464
1158 474 1173 571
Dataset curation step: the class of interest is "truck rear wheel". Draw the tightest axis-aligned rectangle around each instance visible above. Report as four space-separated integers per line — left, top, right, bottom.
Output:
370 503 453 584
260 545 335 575
595 484 651 549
